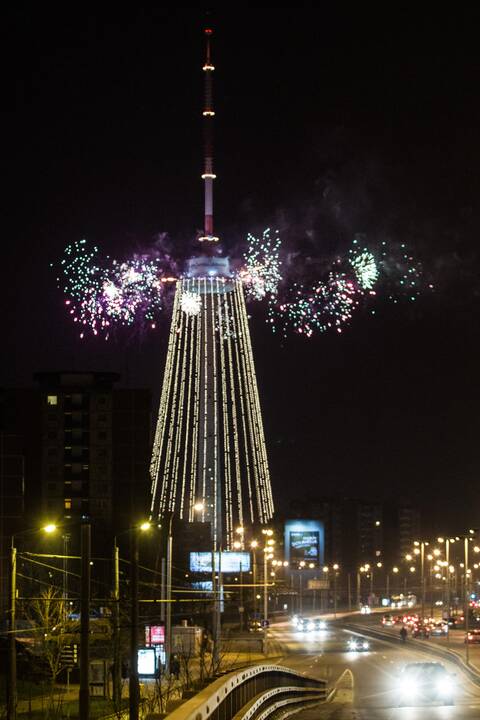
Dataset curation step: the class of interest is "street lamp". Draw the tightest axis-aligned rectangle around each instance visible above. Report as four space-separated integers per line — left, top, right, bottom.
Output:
332 564 339 618
7 523 62 720
250 540 259 619
129 520 152 720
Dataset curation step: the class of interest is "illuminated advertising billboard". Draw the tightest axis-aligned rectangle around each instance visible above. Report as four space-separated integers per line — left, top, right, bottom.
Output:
145 625 165 645
189 551 251 573
284 520 324 567
138 647 156 676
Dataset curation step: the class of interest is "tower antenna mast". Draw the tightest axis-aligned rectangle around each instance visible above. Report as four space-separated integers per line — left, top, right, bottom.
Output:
199 26 219 244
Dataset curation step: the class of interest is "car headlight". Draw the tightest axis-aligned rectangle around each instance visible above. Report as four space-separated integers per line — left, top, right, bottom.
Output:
401 678 418 696
362 641 369 649
318 621 327 630
437 678 453 695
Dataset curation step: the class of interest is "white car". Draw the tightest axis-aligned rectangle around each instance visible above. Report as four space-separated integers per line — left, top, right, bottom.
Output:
360 605 372 615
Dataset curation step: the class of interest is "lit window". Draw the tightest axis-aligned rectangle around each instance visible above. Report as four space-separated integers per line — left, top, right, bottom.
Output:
64 498 72 510
47 395 58 406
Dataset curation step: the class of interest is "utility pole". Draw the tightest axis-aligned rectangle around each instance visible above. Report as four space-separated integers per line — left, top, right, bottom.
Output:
252 549 257 619
347 573 352 611
129 530 140 720
113 540 121 712
421 542 425 620
165 515 173 675
79 521 91 720
7 539 17 720
263 552 268 625
445 539 450 618
239 562 244 631
333 571 337 618
465 537 470 665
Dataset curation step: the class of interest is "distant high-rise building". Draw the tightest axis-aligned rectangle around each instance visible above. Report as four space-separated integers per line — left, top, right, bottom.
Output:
286 495 421 573
1 373 152 555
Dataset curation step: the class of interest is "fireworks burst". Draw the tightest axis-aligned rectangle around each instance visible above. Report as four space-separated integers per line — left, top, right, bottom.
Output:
57 240 175 338
181 290 202 316
349 242 379 290
241 228 282 300
56 230 430 340
269 273 361 338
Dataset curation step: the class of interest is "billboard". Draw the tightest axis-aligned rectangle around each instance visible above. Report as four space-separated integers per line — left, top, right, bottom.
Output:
138 647 156 676
189 551 251 573
284 519 324 567
145 625 165 645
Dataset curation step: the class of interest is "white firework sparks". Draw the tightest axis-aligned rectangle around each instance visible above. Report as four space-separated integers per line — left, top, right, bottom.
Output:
181 291 202 316
350 247 379 290
242 228 282 300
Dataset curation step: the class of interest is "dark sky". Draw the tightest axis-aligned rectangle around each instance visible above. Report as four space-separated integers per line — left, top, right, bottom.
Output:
5 8 480 533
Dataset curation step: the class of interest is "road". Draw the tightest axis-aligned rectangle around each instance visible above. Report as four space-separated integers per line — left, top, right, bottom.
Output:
266 620 480 718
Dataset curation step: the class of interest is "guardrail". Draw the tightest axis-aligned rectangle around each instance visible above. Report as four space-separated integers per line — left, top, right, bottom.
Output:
165 664 327 720
341 622 480 687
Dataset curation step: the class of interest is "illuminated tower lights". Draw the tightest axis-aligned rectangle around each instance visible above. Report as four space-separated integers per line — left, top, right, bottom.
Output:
149 28 274 549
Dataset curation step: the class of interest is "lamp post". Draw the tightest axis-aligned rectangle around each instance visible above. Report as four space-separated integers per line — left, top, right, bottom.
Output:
332 564 339 618
262 530 274 625
129 521 151 720
390 567 399 599
7 523 59 720
163 514 174 677
298 561 306 614
234 528 244 630
465 536 470 665
112 538 121 713
323 566 329 612
251 540 258 619
412 540 427 620
7 538 17 720
79 519 91 720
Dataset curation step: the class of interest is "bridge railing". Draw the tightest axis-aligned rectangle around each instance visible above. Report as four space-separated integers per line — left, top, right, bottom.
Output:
164 664 327 720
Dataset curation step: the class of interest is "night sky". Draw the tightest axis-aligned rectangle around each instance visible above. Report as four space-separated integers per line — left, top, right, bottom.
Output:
5 8 480 534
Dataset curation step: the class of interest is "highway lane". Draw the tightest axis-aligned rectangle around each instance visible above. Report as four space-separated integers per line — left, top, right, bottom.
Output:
267 620 480 718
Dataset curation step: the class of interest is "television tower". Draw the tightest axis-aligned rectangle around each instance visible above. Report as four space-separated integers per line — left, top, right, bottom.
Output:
149 28 274 551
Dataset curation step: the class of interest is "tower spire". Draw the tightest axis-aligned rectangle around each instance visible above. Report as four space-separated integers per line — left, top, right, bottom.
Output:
199 26 219 244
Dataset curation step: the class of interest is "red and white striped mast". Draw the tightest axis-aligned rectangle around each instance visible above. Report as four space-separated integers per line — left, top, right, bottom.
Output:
199 26 219 245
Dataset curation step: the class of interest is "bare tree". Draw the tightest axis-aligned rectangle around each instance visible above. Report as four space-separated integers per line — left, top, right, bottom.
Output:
24 587 78 683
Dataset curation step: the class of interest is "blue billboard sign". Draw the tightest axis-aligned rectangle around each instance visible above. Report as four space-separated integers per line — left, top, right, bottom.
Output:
284 519 324 567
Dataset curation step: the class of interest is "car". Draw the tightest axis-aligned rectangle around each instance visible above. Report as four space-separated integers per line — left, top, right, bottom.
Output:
360 605 371 615
446 615 464 628
382 614 393 627
299 619 316 632
465 629 480 644
347 637 370 652
430 622 448 636
396 662 454 706
248 620 263 632
411 623 430 639
314 618 327 631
